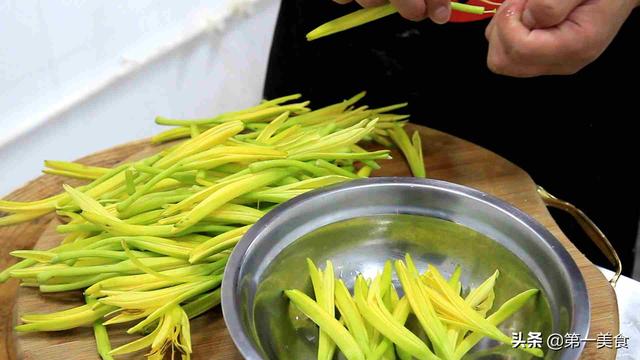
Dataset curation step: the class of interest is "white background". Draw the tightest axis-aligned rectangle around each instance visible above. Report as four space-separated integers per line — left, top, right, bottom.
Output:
0 0 280 196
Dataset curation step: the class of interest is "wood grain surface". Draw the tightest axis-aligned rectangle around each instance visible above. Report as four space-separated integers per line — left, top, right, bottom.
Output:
0 125 618 359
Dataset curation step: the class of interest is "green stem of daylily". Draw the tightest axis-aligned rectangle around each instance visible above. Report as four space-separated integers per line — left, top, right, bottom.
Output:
154 94 303 127
155 121 245 168
396 258 454 360
126 277 221 334
57 223 101 233
465 270 499 307
16 303 116 332
307 3 487 41
353 275 435 360
426 265 543 357
388 126 426 178
132 164 197 184
85 262 223 296
121 240 176 281
121 209 165 225
9 251 55 263
335 279 371 356
124 169 136 195
286 289 365 360
85 295 115 360
256 111 290 143
189 225 251 263
183 288 222 319
118 190 195 219
44 160 109 179
40 273 115 293
43 168 102 180
290 150 390 162
117 163 184 212
307 4 398 41
151 126 191 143
174 224 236 237
81 211 178 237
236 189 306 204
50 250 139 263
0 209 53 227
249 159 330 177
315 159 363 179
36 257 188 282
175 169 291 230
454 289 542 358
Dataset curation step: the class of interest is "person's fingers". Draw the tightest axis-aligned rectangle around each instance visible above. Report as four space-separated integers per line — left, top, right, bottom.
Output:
486 1 588 76
491 0 548 63
486 32 550 77
493 0 530 46
486 0 548 77
487 0 635 76
389 0 428 21
356 0 388 7
484 7 499 41
522 0 586 28
485 0 523 44
425 0 451 24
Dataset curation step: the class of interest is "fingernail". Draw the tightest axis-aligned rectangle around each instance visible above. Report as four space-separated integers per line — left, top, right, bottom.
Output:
432 6 450 24
522 9 536 28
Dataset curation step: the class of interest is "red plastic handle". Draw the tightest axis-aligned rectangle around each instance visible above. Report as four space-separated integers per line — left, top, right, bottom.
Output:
449 0 501 22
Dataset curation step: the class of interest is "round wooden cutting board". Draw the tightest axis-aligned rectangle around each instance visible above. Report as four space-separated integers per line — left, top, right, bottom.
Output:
0 125 618 360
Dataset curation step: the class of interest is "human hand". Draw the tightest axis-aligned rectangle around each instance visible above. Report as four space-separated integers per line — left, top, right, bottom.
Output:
485 0 639 77
333 0 453 24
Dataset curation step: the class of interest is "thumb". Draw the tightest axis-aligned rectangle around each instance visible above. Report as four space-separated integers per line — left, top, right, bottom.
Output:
522 0 585 29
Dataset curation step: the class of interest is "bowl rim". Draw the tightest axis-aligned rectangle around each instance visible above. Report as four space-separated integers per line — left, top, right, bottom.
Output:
221 177 590 360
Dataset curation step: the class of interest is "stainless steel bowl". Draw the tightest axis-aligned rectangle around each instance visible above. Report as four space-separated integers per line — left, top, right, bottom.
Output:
222 178 590 360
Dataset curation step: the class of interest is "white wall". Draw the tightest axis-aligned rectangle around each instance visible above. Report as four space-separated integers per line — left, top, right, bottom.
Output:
0 0 280 196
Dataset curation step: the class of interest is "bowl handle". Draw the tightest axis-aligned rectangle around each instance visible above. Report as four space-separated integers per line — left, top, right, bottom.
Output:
537 186 622 287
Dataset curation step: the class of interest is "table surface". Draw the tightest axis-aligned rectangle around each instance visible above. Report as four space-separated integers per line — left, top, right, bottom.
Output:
0 124 620 359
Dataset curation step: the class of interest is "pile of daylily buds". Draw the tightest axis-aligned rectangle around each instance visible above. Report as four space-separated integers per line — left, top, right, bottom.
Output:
0 92 424 359
288 256 543 360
